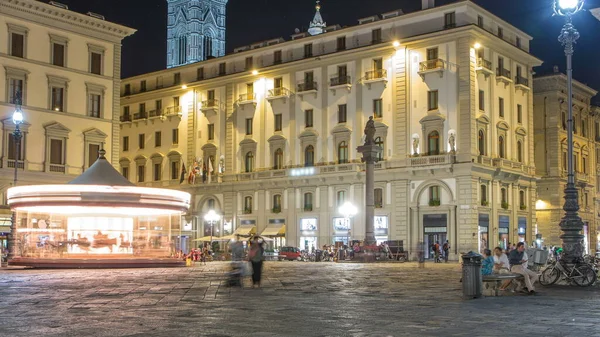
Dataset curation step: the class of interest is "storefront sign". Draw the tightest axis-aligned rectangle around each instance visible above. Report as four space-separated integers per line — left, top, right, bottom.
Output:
374 216 388 235
301 218 317 231
333 217 350 232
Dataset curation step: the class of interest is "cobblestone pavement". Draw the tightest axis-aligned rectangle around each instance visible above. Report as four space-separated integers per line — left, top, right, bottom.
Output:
1 262 599 337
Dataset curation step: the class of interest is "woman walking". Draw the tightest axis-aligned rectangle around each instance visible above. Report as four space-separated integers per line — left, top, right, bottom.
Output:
248 237 264 288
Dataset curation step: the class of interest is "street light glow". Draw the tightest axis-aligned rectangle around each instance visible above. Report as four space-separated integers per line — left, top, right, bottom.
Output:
474 42 481 49
12 108 23 125
204 209 221 222
181 84 188 89
251 70 259 75
558 0 578 9
392 41 400 48
339 201 358 217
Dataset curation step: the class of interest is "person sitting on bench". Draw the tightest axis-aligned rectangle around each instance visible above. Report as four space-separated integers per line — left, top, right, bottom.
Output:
481 249 494 276
509 242 538 294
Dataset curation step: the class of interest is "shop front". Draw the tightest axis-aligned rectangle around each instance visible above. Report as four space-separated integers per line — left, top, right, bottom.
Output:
423 214 447 259
498 215 510 249
261 218 286 249
478 214 489 253
299 218 317 251
234 220 256 238
332 217 351 246
374 215 389 244
0 207 11 258
518 217 527 243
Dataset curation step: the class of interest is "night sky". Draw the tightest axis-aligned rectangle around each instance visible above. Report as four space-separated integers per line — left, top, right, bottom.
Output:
53 0 600 92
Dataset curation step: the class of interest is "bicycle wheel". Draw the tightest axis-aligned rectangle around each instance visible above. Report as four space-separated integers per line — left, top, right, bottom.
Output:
572 265 597 287
539 266 560 286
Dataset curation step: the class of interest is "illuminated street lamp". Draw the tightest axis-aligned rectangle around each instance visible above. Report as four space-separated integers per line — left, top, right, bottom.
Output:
339 202 357 245
204 209 221 247
553 0 585 263
7 90 24 261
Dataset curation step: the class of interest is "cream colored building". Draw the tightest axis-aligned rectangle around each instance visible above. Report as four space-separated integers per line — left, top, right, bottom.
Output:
533 70 600 255
120 0 541 259
0 0 135 250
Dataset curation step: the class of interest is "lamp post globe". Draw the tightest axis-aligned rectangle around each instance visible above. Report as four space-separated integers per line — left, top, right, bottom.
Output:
12 108 23 126
554 0 584 15
204 210 221 248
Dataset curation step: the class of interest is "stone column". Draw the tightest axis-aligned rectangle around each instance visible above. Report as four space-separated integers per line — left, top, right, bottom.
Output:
357 116 382 246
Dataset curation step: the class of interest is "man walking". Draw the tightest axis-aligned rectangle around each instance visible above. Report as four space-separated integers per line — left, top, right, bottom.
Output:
442 240 450 263
508 242 538 294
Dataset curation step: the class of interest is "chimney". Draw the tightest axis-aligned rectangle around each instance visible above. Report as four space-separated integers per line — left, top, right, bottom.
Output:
422 0 434 10
553 65 559 73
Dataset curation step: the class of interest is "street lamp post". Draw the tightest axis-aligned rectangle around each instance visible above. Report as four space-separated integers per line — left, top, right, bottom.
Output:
339 201 357 246
7 90 24 261
554 0 585 264
204 210 221 249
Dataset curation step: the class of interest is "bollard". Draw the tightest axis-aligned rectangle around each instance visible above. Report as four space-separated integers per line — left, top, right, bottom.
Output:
461 251 482 299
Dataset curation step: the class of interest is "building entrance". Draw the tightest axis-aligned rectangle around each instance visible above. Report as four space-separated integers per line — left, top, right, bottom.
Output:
423 214 447 259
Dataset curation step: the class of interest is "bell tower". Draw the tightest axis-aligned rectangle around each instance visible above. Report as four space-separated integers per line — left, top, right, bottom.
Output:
166 0 228 68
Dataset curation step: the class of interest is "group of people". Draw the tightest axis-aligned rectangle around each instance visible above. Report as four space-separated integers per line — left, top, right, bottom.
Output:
176 247 210 265
229 237 265 288
480 242 539 294
431 240 451 263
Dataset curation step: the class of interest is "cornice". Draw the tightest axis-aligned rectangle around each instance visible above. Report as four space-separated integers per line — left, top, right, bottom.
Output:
1 0 136 43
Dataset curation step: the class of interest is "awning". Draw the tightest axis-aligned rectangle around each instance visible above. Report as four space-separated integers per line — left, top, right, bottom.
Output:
261 225 286 237
0 207 11 230
193 236 220 242
234 225 256 236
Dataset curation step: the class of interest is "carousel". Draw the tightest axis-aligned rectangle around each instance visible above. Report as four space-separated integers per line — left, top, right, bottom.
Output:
6 150 190 268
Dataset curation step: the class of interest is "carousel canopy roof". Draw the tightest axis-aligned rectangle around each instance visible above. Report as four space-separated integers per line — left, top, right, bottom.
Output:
68 149 135 186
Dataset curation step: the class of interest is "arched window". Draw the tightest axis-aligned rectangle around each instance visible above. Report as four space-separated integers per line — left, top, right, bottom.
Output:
245 152 254 173
304 192 313 211
375 137 384 161
478 130 485 156
519 190 526 209
338 141 348 164
429 186 440 206
305 145 314 167
273 148 283 170
480 185 487 206
272 194 282 212
207 199 215 209
374 188 383 208
498 136 505 159
428 131 440 155
177 35 187 65
244 196 253 214
336 190 346 207
517 141 523 163
203 36 213 60
501 188 508 208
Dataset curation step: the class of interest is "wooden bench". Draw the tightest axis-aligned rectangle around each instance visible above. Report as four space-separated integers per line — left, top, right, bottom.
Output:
482 273 524 296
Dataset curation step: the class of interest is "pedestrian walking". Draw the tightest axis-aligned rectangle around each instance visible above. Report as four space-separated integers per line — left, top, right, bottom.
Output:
434 241 440 263
248 236 264 288
442 240 450 263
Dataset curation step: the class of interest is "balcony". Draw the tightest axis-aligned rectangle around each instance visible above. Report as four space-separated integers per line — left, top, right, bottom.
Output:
148 109 164 118
165 106 182 115
132 112 147 121
236 93 257 111
515 76 530 91
7 160 24 169
329 75 352 94
476 58 493 77
120 114 132 122
201 99 221 117
296 80 318 99
492 158 534 174
267 87 292 103
362 69 388 89
496 68 512 86
418 59 445 80
49 164 65 173
408 154 454 167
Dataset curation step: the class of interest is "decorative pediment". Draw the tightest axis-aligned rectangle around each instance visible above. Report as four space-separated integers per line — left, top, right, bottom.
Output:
299 128 319 139
83 128 108 142
239 138 257 147
374 120 389 136
43 121 71 137
134 155 147 165
201 143 218 152
268 134 287 143
476 114 491 125
496 121 510 131
150 153 164 160
419 112 446 125
331 123 352 135
1 117 31 132
515 127 527 136
167 151 182 159
119 157 130 166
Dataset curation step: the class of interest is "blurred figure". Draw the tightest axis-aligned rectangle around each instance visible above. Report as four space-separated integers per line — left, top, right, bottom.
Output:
248 237 264 288
417 241 425 268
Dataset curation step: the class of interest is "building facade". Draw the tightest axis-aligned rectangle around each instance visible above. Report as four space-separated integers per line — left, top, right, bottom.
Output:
533 70 600 255
120 1 541 259
0 0 135 252
167 0 228 68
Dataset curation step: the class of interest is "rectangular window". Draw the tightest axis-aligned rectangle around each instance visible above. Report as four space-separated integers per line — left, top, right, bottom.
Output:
426 48 438 61
50 139 63 165
139 103 146 113
274 77 283 89
207 90 215 100
479 90 485 111
595 122 599 139
245 118 253 135
138 165 145 183
124 84 131 96
173 96 180 108
245 56 253 70
337 36 346 51
89 93 101 118
274 50 282 64
373 58 383 70
336 191 346 207
174 72 181 85
52 43 65 67
373 99 383 118
516 37 521 48
122 167 129 180
139 133 145 149
7 134 23 161
8 78 23 104
153 163 161 181
156 99 162 112
172 128 179 145
517 104 523 124
154 131 161 147
11 33 24 58
430 186 440 202
90 52 102 75
218 62 226 75
197 67 204 80
304 43 313 58
140 80 146 92
427 90 438 111
374 188 383 208
305 109 314 128
444 12 456 29
88 144 100 168
123 136 129 152
371 28 382 43
171 161 179 180
338 104 347 123
208 124 215 140
498 57 504 70
499 97 504 118
497 27 504 39
477 15 484 28
51 87 64 111
274 114 282 131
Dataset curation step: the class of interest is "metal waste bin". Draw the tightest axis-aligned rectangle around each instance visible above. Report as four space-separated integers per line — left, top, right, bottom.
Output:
461 252 482 299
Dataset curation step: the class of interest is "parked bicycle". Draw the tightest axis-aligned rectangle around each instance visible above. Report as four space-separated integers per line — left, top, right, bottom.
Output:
539 257 597 287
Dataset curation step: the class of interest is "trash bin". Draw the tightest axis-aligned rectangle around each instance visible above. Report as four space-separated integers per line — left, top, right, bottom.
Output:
461 251 482 299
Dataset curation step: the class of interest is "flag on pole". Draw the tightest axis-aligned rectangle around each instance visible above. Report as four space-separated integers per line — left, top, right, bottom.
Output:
179 163 186 184
208 158 214 183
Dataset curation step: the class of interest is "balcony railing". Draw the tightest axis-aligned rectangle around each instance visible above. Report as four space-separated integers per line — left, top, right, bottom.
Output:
364 69 387 81
330 75 351 87
165 106 182 115
120 114 132 122
443 23 457 29
133 112 147 120
496 68 511 79
515 76 529 87
268 87 292 98
202 99 219 108
238 93 256 102
419 59 444 72
409 154 454 167
476 58 492 71
49 164 65 173
7 160 24 169
148 109 164 118
297 81 318 92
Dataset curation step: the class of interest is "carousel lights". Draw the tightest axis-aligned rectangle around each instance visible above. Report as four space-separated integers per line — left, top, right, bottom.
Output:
7 184 191 201
14 206 184 216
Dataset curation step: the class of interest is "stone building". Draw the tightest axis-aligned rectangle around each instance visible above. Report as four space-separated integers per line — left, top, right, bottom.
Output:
0 0 135 252
533 69 600 255
120 0 541 259
167 0 228 68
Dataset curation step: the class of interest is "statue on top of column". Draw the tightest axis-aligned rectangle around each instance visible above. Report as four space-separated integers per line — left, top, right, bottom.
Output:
364 116 376 145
